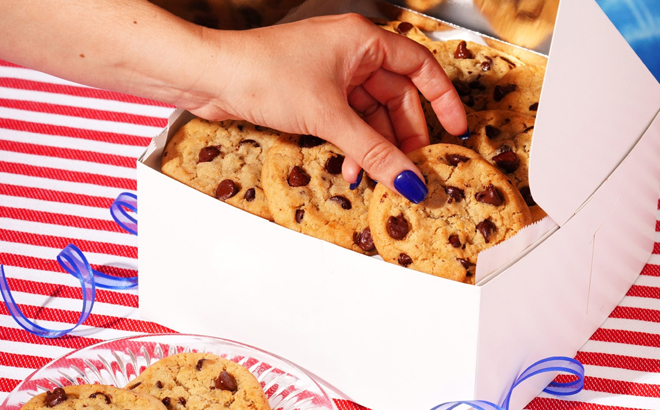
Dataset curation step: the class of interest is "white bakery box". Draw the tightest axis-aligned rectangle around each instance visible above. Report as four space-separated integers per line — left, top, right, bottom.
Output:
135 0 660 409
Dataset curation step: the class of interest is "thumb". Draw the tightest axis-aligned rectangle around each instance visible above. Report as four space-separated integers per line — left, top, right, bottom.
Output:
320 106 428 204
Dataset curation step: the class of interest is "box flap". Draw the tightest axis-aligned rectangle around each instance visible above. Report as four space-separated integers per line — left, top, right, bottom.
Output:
529 0 660 226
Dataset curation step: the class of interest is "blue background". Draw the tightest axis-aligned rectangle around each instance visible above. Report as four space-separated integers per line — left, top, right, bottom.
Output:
594 0 660 83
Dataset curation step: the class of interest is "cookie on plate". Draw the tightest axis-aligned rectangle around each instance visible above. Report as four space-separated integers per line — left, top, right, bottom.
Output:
437 110 546 222
426 40 525 111
21 384 167 410
368 144 532 284
486 65 546 116
161 118 284 221
262 134 377 255
126 352 271 410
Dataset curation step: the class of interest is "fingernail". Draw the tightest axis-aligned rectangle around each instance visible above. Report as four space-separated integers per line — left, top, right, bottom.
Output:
393 170 428 204
458 126 471 141
350 169 364 190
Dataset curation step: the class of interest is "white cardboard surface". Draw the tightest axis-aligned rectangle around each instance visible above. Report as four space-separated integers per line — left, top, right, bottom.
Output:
529 0 660 226
136 1 660 409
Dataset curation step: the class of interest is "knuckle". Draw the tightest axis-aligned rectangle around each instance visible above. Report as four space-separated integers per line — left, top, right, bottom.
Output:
361 140 397 177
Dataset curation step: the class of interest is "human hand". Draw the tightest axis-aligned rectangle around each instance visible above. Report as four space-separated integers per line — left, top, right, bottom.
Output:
183 13 468 203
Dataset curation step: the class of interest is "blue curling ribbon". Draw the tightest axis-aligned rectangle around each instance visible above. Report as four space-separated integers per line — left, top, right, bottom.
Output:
0 192 139 337
431 356 585 410
110 192 138 235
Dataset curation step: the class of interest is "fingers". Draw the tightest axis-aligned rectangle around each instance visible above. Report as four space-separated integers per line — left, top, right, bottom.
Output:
367 29 468 137
361 68 429 153
320 102 428 204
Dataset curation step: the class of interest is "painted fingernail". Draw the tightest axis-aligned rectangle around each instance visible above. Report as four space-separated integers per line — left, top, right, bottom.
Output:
393 170 428 204
458 126 471 141
350 169 364 190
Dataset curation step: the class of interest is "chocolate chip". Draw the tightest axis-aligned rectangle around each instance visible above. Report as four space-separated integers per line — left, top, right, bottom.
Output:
485 125 501 139
295 209 305 223
195 359 206 371
452 80 471 96
446 154 470 166
499 56 517 69
324 154 344 175
493 84 517 101
492 151 520 173
288 166 311 187
89 393 111 404
481 56 493 71
529 102 539 111
476 219 496 243
519 186 536 206
298 135 324 148
398 253 413 267
198 146 220 163
329 195 352 210
475 184 504 206
387 214 409 240
396 21 413 34
244 187 256 202
465 95 475 107
238 139 260 148
162 397 171 407
457 258 474 270
216 179 239 200
127 382 141 389
445 186 465 203
354 228 375 252
454 40 474 59
45 388 67 407
523 125 535 133
156 380 163 389
237 124 244 131
215 370 238 392
448 235 461 248
179 397 187 405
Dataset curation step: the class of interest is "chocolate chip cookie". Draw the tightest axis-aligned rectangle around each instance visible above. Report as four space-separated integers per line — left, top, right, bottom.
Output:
426 39 525 111
486 65 546 116
438 110 546 222
126 352 271 410
368 144 532 284
161 118 284 221
261 134 377 255
373 19 432 45
21 384 167 410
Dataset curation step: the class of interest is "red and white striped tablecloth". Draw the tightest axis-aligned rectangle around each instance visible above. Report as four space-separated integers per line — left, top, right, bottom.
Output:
1 59 659 410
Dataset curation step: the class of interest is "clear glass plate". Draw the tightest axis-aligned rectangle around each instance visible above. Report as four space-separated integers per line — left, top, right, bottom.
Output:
2 333 335 410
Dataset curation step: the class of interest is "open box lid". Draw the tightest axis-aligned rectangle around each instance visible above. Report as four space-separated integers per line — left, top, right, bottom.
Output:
529 0 660 226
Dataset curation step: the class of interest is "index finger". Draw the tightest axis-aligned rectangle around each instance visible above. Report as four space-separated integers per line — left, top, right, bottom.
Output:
370 29 468 137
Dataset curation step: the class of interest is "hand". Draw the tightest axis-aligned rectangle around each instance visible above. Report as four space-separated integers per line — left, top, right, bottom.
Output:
183 14 468 203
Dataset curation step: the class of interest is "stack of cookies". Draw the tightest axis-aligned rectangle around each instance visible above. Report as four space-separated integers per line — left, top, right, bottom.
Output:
160 19 547 285
21 353 272 410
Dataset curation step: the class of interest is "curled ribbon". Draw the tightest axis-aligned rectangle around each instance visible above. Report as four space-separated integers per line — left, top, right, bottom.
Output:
431 356 585 410
0 192 138 338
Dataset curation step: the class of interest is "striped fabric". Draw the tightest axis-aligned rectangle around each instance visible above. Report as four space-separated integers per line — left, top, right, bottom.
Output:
1 59 659 410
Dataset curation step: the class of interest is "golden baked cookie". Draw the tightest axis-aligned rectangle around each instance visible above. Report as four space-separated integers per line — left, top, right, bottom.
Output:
21 384 166 410
126 352 271 410
368 144 532 284
486 65 546 116
161 118 284 221
373 19 432 45
437 110 546 222
262 134 377 255
426 40 525 111
421 94 475 144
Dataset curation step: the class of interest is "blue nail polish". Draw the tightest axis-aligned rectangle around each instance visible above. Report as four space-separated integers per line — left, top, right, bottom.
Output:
458 126 471 141
350 169 364 190
393 170 428 204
